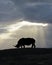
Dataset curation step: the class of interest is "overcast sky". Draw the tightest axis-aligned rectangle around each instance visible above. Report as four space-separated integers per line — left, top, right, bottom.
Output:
0 0 52 49
0 0 52 23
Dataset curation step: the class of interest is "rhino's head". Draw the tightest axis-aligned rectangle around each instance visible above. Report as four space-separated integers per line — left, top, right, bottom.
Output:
15 43 20 48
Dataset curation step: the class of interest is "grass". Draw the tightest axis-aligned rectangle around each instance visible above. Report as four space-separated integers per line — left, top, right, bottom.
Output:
0 48 52 65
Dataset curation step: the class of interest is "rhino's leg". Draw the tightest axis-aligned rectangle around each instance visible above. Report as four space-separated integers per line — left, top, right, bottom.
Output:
32 43 36 48
31 44 33 48
24 45 25 48
33 44 36 48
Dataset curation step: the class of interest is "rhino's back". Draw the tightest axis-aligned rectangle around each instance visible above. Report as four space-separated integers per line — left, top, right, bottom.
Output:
18 38 35 45
23 38 35 45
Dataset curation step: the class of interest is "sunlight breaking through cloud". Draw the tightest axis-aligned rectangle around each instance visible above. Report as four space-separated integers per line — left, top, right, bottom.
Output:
8 21 48 32
0 21 48 39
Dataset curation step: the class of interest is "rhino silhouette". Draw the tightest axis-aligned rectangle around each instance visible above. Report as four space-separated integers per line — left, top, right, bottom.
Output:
15 38 36 48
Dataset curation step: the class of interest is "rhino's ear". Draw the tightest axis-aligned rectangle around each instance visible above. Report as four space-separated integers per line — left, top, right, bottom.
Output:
22 38 24 39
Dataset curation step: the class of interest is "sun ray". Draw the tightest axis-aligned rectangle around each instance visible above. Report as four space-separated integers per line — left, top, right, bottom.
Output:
0 21 48 39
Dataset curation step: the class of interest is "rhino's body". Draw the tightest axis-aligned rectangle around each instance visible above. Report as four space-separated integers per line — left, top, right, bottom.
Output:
15 38 36 48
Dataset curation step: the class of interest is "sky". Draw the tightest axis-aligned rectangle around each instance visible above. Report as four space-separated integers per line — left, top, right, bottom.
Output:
0 0 52 49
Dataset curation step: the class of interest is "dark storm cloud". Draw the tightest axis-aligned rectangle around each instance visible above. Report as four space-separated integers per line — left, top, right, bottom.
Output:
12 0 52 23
0 0 52 23
0 0 23 22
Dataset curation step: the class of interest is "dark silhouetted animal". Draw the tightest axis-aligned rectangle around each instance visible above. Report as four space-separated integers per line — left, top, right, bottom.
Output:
15 38 36 48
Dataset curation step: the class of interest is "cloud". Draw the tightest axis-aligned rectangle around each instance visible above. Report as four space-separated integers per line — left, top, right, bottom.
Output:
23 3 52 23
0 0 52 23
12 0 52 23
0 0 23 22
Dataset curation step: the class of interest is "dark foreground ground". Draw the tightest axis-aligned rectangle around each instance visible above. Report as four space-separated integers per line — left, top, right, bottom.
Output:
0 48 52 65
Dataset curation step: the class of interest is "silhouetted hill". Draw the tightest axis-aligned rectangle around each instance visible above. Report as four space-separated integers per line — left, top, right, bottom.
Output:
0 48 52 65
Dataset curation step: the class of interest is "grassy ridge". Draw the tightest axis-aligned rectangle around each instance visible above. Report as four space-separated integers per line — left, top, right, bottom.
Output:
0 48 52 65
